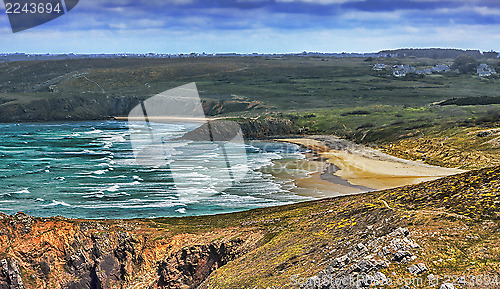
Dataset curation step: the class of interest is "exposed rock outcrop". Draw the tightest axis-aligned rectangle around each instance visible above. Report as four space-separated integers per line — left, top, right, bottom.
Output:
0 215 263 289
238 117 297 139
202 99 268 116
0 258 24 289
179 117 297 141
0 94 269 123
0 95 143 122
157 239 245 288
301 227 425 289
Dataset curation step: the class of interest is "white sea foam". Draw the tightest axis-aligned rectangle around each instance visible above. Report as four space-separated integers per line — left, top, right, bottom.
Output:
11 189 31 194
83 192 104 199
109 135 127 143
98 157 113 161
84 129 103 134
93 170 108 175
112 192 130 197
79 200 188 209
175 208 187 214
42 200 72 207
105 184 120 192
0 121 306 218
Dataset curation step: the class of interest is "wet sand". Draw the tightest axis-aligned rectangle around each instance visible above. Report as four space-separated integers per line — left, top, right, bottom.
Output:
261 156 367 198
276 136 466 196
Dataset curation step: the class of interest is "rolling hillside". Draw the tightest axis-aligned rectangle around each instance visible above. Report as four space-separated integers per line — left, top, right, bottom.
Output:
2 56 500 121
0 165 499 288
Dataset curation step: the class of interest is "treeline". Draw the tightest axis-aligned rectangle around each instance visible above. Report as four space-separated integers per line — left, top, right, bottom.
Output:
379 48 498 59
438 96 500 106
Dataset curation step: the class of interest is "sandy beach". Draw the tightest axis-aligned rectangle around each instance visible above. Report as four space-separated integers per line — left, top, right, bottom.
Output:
276 136 466 196
262 156 368 198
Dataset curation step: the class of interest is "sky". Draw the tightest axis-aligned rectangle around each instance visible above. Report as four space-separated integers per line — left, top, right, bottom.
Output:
0 0 499 54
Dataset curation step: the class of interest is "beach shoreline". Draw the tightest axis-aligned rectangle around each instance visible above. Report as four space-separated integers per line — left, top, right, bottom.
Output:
275 135 466 197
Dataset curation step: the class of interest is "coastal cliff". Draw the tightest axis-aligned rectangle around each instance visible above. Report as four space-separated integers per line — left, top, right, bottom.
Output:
1 166 499 288
0 93 268 123
179 117 297 141
0 212 264 289
0 95 142 122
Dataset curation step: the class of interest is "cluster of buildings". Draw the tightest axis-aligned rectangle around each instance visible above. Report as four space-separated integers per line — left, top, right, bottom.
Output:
373 63 497 78
372 63 450 77
477 63 497 77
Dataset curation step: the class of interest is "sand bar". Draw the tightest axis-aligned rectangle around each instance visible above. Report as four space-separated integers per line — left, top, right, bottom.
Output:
115 116 217 123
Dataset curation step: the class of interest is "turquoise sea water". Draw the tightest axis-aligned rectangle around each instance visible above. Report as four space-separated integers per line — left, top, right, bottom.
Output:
0 121 310 219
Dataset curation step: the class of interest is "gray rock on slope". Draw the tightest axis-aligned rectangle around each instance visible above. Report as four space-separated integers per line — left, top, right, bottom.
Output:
0 258 24 289
301 227 418 289
407 263 428 275
440 283 455 289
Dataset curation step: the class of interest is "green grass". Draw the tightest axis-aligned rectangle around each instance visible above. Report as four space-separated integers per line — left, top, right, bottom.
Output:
291 104 500 144
3 56 500 118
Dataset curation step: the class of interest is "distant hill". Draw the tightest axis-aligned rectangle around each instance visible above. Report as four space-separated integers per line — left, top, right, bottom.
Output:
379 48 498 59
2 56 500 123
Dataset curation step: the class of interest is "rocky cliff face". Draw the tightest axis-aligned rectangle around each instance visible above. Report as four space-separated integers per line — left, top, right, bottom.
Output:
0 259 24 289
0 95 143 122
179 117 297 141
201 100 268 116
0 212 263 289
238 117 297 139
0 95 270 123
157 240 245 288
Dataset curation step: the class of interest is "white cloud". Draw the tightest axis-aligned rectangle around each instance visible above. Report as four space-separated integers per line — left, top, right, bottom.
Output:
135 19 164 28
75 0 194 11
2 0 500 54
432 5 500 16
107 19 164 30
409 0 468 2
2 22 500 54
276 0 365 4
473 6 500 16
338 10 403 22
109 23 128 29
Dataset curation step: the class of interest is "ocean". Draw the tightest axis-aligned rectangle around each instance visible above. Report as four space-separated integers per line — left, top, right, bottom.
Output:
0 121 312 219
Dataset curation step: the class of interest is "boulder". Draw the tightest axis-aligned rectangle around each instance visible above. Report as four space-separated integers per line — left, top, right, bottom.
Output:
392 251 412 262
391 227 410 237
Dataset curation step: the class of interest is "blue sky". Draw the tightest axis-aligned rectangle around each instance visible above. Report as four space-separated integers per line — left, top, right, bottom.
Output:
1 0 499 53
